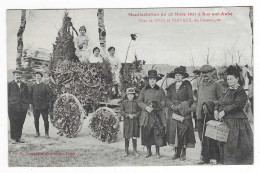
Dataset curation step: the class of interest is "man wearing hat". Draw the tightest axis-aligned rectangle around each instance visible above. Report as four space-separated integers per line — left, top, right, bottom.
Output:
138 70 166 158
196 65 224 164
29 72 52 138
8 70 29 144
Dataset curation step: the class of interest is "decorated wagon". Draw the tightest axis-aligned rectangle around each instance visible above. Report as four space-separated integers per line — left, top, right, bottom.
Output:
47 10 145 142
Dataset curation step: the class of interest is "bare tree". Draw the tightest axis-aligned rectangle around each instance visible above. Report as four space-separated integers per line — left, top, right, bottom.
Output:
205 47 215 65
189 48 195 70
16 10 26 70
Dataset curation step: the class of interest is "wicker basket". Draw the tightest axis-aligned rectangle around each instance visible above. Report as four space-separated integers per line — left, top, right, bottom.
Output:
205 120 230 143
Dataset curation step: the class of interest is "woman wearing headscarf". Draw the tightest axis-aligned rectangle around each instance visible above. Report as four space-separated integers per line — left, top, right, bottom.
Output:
165 66 196 161
214 65 253 165
138 70 166 158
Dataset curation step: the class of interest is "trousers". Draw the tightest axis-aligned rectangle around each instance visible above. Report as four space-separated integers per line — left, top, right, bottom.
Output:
9 109 27 140
33 108 49 133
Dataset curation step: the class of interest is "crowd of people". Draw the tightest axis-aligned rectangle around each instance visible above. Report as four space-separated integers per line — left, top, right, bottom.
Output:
8 25 253 165
119 64 253 165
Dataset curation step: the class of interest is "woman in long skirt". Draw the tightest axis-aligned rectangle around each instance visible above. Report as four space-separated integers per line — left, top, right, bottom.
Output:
214 65 253 165
138 70 166 158
165 66 196 161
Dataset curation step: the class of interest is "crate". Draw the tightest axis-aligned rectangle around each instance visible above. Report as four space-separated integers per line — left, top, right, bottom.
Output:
205 120 230 143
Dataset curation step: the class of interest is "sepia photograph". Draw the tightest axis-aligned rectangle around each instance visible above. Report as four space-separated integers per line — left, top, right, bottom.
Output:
6 6 254 167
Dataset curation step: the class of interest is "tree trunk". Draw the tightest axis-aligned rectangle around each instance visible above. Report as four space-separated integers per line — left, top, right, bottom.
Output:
16 10 26 70
249 7 253 66
97 9 106 53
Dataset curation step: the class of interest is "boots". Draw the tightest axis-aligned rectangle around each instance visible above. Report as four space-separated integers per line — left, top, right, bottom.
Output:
180 147 186 161
132 139 140 157
155 146 161 159
45 131 50 138
172 147 181 160
124 138 129 157
145 146 152 158
35 131 40 138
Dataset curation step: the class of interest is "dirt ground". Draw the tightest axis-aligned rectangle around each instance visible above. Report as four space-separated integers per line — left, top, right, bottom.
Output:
8 113 253 167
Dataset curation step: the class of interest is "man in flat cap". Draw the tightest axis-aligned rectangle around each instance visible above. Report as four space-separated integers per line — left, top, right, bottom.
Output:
30 72 52 138
196 65 224 164
8 70 29 144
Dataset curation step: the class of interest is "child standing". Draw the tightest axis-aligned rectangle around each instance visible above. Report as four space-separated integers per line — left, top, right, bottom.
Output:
120 88 141 157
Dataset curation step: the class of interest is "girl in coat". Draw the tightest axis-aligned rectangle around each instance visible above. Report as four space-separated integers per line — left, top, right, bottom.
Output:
214 65 253 165
120 88 141 157
165 66 196 161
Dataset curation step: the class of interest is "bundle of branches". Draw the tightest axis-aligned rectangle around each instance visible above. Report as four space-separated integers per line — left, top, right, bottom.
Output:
49 11 78 71
89 107 120 143
52 93 85 138
120 59 146 95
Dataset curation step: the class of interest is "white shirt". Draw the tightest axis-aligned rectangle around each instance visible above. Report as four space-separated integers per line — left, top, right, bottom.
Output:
15 79 21 88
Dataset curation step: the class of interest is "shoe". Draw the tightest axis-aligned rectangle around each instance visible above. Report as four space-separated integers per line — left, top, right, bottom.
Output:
144 146 152 158
16 139 25 143
198 161 210 165
155 146 161 159
132 139 140 157
172 147 181 160
11 139 17 144
35 132 40 138
180 148 186 161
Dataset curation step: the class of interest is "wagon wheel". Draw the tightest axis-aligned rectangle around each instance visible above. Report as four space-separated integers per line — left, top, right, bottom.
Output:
52 93 86 138
89 106 120 143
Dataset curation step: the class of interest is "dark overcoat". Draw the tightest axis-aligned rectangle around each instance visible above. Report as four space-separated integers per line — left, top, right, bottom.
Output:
8 80 29 140
165 80 196 147
8 80 29 112
138 84 166 146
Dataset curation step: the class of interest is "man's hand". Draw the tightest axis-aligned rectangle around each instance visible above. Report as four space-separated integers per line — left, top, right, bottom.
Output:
145 106 154 113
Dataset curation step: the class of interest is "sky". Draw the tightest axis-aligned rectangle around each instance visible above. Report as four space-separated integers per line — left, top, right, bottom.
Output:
6 7 253 69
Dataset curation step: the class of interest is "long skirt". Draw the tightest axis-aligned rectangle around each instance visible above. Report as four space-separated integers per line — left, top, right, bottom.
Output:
166 117 196 148
219 118 253 165
123 117 140 138
141 126 166 147
197 120 220 162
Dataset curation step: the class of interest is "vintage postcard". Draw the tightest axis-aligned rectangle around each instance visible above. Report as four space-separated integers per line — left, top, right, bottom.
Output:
6 7 254 167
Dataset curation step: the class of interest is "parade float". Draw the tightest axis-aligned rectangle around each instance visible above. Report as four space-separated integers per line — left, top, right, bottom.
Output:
46 10 145 141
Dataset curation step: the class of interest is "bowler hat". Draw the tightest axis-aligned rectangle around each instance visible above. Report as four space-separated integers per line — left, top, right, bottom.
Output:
13 70 23 74
199 65 215 73
168 66 189 78
143 70 163 81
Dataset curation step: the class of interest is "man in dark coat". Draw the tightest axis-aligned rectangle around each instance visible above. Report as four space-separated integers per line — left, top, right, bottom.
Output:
8 70 29 144
29 72 52 138
196 65 224 164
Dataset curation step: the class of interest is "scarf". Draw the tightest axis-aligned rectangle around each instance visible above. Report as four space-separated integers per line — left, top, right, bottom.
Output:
229 83 240 90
